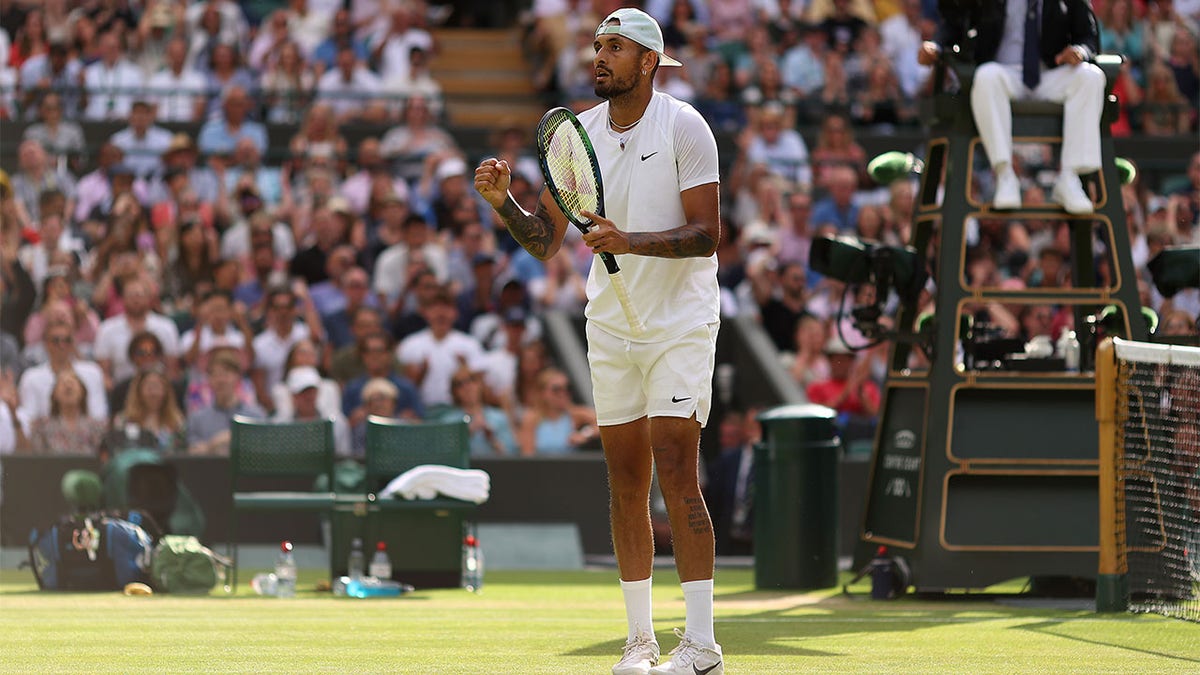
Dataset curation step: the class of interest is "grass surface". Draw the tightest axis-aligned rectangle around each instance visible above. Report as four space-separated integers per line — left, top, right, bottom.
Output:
1 567 1197 674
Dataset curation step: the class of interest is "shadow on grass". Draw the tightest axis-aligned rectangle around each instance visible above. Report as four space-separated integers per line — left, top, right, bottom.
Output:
1015 618 1200 664
564 589 963 658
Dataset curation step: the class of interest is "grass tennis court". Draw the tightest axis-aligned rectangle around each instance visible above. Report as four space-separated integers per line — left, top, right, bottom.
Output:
2 568 1197 674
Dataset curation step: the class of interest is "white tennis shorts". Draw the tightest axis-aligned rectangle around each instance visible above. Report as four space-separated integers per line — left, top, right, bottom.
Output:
586 321 718 428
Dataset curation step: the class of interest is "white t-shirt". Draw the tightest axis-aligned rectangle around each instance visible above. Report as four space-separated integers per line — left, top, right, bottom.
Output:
0 402 16 455
94 313 182 383
110 125 174 178
479 348 517 403
219 219 296 262
372 242 449 302
15 360 109 436
180 325 247 372
316 67 382 118
82 59 144 121
374 29 434 84
252 323 311 390
577 91 721 342
146 67 208 122
746 129 812 189
395 329 486 406
270 377 342 423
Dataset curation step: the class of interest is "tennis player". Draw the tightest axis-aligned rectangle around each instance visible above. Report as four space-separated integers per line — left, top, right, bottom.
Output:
473 8 722 675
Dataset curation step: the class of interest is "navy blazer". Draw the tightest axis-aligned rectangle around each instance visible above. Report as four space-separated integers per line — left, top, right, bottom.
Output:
934 0 1100 67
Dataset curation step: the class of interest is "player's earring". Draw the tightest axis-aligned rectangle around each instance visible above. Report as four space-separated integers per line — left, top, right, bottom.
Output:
642 70 647 75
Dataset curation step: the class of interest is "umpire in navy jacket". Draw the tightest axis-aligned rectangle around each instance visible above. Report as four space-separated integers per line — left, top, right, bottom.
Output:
919 0 1105 215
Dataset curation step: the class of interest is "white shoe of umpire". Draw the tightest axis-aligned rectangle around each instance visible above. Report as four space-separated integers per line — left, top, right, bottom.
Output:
1051 172 1094 214
992 167 1022 210
613 631 660 675
648 628 723 675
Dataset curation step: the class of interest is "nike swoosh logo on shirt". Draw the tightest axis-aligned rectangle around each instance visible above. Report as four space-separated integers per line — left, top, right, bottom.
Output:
640 152 658 161
671 396 691 403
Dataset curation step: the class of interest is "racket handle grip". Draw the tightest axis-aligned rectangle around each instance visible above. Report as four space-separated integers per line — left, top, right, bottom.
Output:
608 269 645 337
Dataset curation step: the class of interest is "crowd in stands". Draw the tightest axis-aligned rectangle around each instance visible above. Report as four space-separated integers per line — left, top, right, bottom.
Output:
0 0 1196 535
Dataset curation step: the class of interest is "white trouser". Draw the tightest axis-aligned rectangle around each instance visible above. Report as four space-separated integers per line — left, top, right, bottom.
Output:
970 61 1106 174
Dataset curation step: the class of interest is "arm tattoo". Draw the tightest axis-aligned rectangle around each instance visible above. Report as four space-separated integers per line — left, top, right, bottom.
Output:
685 496 713 536
627 223 719 259
497 195 557 260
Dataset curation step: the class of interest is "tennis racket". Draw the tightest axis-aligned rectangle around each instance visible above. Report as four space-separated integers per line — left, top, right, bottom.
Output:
535 106 646 337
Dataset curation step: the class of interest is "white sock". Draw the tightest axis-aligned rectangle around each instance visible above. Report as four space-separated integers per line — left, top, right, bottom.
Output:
620 577 654 640
681 578 716 648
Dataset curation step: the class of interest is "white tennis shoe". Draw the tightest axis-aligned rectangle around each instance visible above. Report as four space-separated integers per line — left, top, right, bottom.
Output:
648 628 723 675
993 167 1022 210
613 631 660 675
1052 172 1094 214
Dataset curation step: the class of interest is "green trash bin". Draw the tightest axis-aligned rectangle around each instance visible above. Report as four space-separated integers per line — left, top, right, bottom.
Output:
754 404 841 589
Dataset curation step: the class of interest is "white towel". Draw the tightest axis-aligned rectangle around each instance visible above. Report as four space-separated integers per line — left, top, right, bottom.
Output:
378 465 491 504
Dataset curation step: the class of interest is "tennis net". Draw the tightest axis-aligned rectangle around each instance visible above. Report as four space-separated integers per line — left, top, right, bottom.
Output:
1096 337 1200 622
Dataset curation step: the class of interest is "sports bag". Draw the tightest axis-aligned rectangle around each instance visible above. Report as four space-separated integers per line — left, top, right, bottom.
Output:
150 535 231 594
28 511 155 591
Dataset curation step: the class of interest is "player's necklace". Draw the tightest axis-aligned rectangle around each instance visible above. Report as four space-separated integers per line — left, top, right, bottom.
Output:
609 112 643 151
608 113 642 131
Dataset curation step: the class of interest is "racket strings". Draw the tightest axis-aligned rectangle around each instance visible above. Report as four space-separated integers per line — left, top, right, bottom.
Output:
539 118 600 220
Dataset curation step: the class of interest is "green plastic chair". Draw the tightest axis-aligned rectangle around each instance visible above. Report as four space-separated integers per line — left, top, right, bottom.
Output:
363 415 473 508
346 416 476 587
227 416 336 590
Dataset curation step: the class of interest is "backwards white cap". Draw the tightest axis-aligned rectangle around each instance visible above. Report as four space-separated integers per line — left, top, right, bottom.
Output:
594 8 682 67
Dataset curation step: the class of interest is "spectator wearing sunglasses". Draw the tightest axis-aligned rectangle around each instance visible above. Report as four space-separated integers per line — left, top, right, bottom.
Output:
16 321 108 438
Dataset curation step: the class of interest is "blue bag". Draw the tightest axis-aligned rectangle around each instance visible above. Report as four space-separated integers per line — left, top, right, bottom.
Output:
28 511 155 591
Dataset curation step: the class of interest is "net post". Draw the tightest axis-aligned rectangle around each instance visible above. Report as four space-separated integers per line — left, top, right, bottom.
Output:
1094 337 1128 612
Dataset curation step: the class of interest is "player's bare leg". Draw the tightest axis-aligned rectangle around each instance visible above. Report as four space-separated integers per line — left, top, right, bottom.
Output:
602 419 661 675
647 414 722 675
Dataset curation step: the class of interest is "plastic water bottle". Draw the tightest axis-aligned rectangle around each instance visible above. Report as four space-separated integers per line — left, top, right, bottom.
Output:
461 530 483 593
348 537 365 580
1059 330 1080 372
870 545 895 600
369 541 393 580
345 576 414 598
251 572 278 596
333 575 414 598
274 541 297 598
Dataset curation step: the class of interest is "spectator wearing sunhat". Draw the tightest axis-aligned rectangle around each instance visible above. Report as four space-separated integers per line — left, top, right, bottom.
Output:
145 133 220 205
